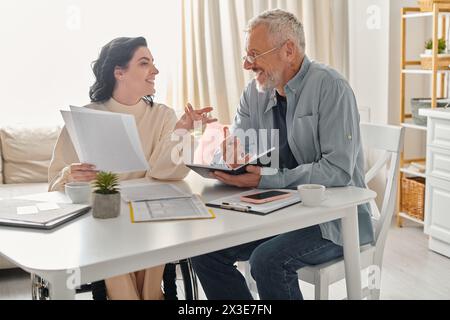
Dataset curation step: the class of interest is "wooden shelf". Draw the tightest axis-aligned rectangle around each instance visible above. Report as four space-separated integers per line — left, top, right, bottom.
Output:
402 69 450 74
398 6 448 228
402 11 450 18
400 167 427 178
399 212 425 226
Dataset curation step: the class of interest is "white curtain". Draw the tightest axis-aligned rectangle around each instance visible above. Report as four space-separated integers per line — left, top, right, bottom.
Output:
167 0 350 124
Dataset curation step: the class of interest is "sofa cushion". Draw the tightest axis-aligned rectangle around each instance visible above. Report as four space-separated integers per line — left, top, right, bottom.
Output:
0 126 61 184
0 182 49 269
0 139 2 184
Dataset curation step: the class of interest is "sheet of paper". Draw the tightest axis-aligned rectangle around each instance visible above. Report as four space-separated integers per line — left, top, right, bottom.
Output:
61 111 83 159
131 195 213 222
62 106 149 173
36 203 61 211
120 183 191 202
17 206 39 215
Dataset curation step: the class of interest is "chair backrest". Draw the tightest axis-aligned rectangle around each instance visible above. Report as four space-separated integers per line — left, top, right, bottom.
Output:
360 122 404 266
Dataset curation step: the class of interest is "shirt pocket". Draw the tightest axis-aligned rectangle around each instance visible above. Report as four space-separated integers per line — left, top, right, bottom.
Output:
292 114 320 162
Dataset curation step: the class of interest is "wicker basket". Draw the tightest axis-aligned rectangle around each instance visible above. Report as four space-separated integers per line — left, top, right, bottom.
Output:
401 177 426 221
420 54 450 70
418 0 450 11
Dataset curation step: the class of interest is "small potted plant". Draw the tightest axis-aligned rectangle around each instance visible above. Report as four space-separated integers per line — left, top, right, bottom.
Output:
92 171 121 219
420 38 450 70
424 38 447 55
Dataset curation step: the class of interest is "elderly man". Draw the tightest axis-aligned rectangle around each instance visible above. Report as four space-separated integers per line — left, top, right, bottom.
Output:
192 9 373 300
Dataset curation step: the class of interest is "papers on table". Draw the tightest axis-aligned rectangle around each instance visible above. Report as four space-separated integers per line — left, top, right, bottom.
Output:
120 183 190 202
121 183 214 222
129 194 214 222
61 106 149 173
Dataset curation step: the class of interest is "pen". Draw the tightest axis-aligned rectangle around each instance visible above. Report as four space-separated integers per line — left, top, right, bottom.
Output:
220 202 252 212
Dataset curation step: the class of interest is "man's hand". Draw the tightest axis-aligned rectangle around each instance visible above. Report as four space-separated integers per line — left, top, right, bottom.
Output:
213 165 261 188
221 127 251 168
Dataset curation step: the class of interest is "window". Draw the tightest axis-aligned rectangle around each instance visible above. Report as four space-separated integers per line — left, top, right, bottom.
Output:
0 0 179 125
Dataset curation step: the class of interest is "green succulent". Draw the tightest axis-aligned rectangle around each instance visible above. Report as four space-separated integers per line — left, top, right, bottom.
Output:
425 38 447 54
93 171 119 194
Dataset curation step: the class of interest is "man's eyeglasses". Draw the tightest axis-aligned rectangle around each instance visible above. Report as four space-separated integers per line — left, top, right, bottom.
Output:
242 42 285 65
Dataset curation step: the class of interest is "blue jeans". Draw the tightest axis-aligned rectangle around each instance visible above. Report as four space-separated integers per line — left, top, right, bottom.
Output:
191 225 343 300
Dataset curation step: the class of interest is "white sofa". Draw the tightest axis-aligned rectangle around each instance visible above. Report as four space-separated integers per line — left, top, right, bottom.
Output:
0 125 61 269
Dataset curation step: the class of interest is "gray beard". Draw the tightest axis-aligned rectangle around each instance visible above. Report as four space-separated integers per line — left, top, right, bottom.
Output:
254 71 280 93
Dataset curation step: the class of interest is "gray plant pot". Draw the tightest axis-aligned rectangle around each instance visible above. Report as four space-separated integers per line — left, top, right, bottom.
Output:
92 192 121 219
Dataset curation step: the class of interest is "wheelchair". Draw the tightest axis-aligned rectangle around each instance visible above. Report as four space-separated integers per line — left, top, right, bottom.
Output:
31 259 198 300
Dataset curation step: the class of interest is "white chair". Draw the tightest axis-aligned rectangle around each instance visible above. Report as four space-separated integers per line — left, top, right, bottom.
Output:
243 123 404 300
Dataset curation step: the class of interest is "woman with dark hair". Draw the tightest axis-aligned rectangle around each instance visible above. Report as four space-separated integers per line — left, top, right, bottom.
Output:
48 37 216 299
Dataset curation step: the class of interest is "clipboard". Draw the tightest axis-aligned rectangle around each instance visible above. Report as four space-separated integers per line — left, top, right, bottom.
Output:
206 189 301 216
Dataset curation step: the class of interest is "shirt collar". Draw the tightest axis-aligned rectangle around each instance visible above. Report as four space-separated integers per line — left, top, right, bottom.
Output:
264 55 311 114
285 55 311 94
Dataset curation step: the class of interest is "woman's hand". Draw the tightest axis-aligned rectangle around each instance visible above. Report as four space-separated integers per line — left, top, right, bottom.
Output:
174 103 217 134
68 163 98 182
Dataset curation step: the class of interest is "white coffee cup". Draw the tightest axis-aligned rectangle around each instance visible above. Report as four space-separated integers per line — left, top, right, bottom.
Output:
65 182 92 204
297 184 326 207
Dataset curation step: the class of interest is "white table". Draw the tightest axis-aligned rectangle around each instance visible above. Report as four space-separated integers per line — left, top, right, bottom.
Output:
0 173 376 300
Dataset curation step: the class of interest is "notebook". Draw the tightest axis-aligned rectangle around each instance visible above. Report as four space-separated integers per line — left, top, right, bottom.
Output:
0 198 91 230
186 147 275 179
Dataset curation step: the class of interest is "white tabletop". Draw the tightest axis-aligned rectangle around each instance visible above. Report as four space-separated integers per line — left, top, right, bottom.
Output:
0 172 375 287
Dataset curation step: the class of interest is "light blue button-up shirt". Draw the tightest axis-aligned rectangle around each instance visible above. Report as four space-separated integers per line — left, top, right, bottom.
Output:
229 56 374 246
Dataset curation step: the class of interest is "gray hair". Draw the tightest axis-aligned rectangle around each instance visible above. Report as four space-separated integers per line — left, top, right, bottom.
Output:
246 9 305 53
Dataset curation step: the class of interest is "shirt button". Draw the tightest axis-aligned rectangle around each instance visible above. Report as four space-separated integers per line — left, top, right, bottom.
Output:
348 135 352 140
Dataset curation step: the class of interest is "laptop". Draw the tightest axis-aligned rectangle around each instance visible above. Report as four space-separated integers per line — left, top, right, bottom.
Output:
0 199 91 230
186 147 275 179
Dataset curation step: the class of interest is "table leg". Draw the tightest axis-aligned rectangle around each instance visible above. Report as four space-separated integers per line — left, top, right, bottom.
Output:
341 206 362 300
48 273 76 300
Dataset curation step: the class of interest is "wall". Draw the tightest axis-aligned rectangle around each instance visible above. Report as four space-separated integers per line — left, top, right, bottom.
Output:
348 0 391 124
348 0 429 205
0 0 180 126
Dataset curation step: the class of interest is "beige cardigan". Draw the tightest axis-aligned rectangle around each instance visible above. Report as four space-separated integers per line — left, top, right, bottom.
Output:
48 98 190 191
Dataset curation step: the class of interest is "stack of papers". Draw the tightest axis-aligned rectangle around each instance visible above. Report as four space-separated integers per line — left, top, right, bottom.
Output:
120 183 214 222
120 183 190 202
61 106 149 173
129 195 214 222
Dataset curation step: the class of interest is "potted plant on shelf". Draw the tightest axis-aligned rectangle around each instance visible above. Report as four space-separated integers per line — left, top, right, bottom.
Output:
420 38 450 70
424 38 446 55
418 0 450 12
92 171 121 219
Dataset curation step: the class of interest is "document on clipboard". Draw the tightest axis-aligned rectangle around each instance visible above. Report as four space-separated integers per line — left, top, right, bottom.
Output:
129 194 215 222
206 189 301 216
